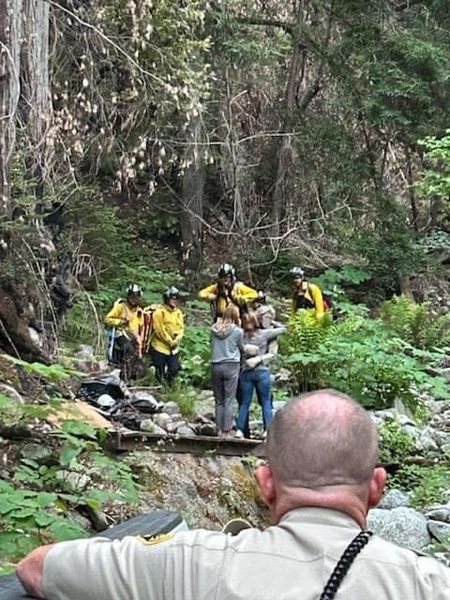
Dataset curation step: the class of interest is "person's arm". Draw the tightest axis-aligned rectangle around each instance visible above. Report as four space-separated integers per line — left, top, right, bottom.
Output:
16 544 55 599
171 311 185 348
261 326 286 341
17 536 171 600
104 303 126 328
152 309 173 346
310 284 324 319
234 283 258 304
198 284 217 301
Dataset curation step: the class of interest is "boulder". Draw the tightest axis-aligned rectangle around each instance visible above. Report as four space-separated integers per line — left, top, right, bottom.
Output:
428 520 450 548
378 489 410 510
176 425 196 436
368 507 431 550
20 442 54 465
164 401 180 416
152 412 172 430
140 420 167 435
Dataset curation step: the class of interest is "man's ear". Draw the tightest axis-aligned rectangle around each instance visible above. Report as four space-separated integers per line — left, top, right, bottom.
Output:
368 467 387 508
255 464 276 507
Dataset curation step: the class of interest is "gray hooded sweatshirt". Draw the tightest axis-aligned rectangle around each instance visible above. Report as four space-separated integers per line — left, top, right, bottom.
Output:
210 322 244 363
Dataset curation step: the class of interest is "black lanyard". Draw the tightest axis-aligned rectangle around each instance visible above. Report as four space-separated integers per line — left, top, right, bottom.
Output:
319 530 373 600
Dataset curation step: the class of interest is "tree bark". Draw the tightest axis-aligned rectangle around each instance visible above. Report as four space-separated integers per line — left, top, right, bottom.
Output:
20 0 51 196
0 0 23 217
179 117 205 277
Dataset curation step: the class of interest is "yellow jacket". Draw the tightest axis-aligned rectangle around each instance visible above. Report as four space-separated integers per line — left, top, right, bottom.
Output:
150 304 184 355
105 300 144 339
105 300 146 357
198 281 258 316
292 282 324 319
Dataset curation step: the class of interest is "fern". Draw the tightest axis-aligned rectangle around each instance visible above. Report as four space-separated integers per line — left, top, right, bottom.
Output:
380 295 450 349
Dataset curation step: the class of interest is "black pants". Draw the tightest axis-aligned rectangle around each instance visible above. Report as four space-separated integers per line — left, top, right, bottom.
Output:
151 347 181 385
110 335 144 382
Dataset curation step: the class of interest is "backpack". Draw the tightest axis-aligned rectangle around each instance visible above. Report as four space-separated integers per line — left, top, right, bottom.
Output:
322 291 334 312
140 305 156 354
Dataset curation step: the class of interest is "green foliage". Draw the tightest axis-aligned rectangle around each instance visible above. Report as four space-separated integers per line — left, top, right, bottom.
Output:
0 393 62 428
63 188 134 277
380 295 450 349
281 311 449 411
164 383 197 419
346 208 426 298
0 419 138 570
179 325 211 388
0 481 88 568
417 131 450 202
390 464 450 509
5 356 82 382
378 420 415 464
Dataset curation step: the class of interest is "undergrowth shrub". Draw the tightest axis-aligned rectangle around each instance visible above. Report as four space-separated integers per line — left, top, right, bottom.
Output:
0 416 138 572
179 325 210 388
389 464 450 509
380 294 450 349
378 420 416 464
280 311 449 411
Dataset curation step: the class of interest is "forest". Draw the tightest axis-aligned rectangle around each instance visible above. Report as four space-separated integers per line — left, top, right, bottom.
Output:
1 0 450 578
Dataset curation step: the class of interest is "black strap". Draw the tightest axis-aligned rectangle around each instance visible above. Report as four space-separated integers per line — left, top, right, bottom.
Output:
319 530 373 600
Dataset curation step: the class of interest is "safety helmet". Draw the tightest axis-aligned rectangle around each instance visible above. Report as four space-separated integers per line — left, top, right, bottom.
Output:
217 263 235 277
290 267 305 279
126 283 142 296
163 286 180 301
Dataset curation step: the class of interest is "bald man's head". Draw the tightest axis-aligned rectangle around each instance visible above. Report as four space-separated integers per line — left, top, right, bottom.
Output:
266 390 378 489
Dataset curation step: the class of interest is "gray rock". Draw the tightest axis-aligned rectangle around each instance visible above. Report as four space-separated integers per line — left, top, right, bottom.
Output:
56 470 91 491
20 443 54 465
166 421 186 433
140 419 167 435
84 508 109 532
368 507 431 550
176 425 196 436
439 367 450 383
378 489 410 510
163 401 180 416
152 412 172 429
68 509 92 530
432 430 450 448
428 520 450 548
426 505 450 523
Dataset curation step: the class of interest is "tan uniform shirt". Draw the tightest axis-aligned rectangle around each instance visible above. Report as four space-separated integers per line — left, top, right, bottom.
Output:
43 507 450 600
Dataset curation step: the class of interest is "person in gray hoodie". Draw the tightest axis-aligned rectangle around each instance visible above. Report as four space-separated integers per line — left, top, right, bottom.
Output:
210 305 244 436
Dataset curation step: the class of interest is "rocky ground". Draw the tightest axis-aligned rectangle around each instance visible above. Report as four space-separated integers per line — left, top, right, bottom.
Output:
0 352 449 569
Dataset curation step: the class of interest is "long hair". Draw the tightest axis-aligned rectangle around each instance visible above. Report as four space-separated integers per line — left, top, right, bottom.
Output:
222 304 240 325
242 311 259 333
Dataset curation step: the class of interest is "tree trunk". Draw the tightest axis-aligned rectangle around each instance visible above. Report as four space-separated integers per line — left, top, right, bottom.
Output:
180 117 205 277
0 0 23 217
271 36 303 232
20 0 51 197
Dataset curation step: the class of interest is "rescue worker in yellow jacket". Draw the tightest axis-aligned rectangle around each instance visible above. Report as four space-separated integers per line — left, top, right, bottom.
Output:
104 283 145 380
198 263 258 321
291 267 324 320
150 286 184 385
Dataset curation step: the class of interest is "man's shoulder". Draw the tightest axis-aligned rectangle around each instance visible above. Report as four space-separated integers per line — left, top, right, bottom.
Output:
362 534 450 579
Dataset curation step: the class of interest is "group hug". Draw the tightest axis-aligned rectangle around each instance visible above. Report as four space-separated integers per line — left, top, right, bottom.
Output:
104 263 328 439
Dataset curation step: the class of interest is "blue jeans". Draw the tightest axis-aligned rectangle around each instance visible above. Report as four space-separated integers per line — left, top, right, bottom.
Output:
237 369 272 433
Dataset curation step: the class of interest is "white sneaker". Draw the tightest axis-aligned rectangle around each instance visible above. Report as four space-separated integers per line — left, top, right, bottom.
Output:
234 430 244 439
